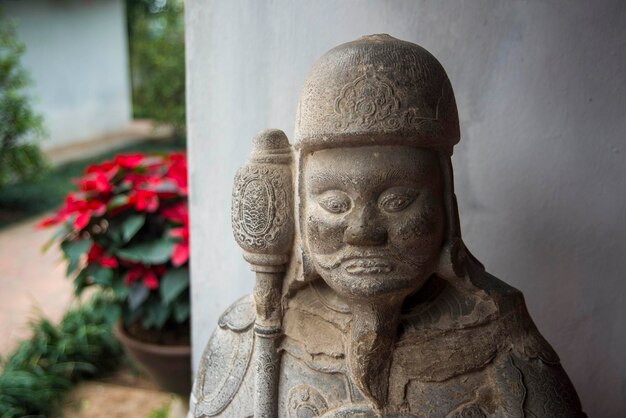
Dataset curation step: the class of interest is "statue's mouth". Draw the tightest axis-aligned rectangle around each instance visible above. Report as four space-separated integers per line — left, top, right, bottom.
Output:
343 257 393 274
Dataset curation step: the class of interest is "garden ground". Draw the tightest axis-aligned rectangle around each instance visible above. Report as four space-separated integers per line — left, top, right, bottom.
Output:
0 214 183 417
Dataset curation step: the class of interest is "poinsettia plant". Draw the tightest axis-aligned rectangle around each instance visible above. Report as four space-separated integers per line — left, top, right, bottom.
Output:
39 152 190 340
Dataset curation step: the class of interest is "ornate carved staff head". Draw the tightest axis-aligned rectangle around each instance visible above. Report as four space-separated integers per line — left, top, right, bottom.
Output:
232 128 294 275
232 129 294 331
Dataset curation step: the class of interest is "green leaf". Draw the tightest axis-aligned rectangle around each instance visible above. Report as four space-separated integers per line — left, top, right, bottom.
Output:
173 300 190 323
141 310 155 329
90 267 113 287
128 282 149 311
41 224 70 253
103 305 121 326
159 268 189 305
121 214 145 243
111 277 129 299
105 218 125 244
142 300 170 329
124 305 143 326
117 238 174 264
73 269 90 296
107 194 129 209
153 306 170 328
61 238 92 276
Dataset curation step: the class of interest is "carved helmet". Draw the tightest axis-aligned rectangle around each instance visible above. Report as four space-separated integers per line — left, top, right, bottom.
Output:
294 34 460 156
294 35 466 277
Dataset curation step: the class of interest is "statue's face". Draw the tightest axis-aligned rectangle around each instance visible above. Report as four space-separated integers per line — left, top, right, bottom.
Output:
303 145 445 301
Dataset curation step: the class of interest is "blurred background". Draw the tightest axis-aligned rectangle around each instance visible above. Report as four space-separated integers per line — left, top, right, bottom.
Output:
1 0 186 416
0 0 184 223
0 1 625 417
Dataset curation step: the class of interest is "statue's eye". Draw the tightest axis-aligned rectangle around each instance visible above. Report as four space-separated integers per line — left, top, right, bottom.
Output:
379 188 417 213
318 192 351 214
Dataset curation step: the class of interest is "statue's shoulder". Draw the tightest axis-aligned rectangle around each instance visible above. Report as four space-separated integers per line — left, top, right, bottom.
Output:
509 353 587 417
190 295 255 418
474 270 587 417
473 268 560 362
469 265 524 301
216 294 256 332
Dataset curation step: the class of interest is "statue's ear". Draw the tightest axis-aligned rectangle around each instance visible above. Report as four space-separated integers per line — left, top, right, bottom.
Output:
288 244 317 284
436 238 466 279
300 244 318 282
282 244 319 298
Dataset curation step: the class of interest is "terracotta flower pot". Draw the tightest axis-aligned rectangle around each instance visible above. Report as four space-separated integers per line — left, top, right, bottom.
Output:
113 322 192 397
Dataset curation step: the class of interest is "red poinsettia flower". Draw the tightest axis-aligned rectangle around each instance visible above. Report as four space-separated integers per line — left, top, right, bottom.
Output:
161 201 188 224
77 171 113 194
85 160 118 179
170 215 189 267
87 243 118 267
67 194 107 230
37 213 61 228
129 189 159 212
74 213 89 230
86 160 114 173
114 153 144 169
121 172 147 187
37 192 107 231
165 152 188 194
40 151 191 327
171 233 189 267
124 264 165 289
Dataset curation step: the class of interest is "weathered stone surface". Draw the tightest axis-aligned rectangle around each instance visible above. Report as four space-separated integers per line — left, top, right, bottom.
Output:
190 34 586 418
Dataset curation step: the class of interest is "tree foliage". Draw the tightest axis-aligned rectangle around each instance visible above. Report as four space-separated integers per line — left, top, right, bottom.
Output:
0 10 47 187
127 0 185 134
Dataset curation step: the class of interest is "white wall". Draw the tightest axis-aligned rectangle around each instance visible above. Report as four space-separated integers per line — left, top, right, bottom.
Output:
3 0 132 149
185 1 626 416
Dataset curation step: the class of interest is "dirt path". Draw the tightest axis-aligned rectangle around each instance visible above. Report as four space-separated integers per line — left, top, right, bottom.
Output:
0 215 73 356
60 371 186 418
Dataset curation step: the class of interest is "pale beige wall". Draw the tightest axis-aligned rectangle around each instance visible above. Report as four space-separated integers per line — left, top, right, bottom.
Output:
4 0 132 150
185 1 626 416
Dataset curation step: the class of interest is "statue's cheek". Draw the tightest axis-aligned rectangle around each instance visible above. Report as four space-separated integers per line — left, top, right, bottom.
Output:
391 201 444 249
304 209 346 254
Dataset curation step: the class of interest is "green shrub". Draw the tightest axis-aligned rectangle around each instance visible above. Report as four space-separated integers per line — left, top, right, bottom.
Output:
127 0 185 135
148 400 173 418
0 10 47 187
0 292 122 417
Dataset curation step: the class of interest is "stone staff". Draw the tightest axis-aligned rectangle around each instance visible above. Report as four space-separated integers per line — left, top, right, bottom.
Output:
231 129 293 418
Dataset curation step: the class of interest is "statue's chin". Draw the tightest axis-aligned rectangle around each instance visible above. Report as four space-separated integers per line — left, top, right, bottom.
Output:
318 263 429 301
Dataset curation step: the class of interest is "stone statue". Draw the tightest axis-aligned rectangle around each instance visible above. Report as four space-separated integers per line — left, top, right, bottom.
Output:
189 34 586 418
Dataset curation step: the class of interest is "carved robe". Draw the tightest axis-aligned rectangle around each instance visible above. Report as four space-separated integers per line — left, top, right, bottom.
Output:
189 258 586 418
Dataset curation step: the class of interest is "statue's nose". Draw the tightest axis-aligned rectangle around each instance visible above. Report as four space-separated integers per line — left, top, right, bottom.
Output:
344 206 387 246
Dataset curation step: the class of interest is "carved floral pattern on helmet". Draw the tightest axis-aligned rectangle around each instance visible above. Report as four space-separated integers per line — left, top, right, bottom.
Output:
333 73 402 131
295 34 460 155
